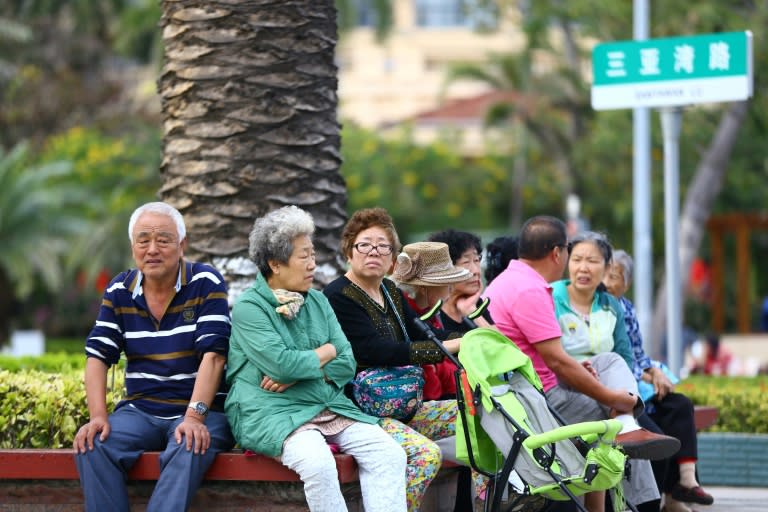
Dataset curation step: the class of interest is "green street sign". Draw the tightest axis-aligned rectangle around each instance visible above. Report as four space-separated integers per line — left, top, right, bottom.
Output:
591 31 753 110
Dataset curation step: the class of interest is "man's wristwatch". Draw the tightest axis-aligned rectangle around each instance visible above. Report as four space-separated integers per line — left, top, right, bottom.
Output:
187 401 209 417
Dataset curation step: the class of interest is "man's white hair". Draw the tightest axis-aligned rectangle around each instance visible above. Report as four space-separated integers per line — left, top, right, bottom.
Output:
127 202 186 242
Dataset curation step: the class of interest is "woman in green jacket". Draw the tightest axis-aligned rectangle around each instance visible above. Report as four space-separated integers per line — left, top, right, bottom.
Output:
226 205 406 512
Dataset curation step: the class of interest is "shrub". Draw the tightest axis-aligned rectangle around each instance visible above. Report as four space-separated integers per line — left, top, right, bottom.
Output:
676 375 768 433
0 352 85 373
0 368 124 448
1 371 765 449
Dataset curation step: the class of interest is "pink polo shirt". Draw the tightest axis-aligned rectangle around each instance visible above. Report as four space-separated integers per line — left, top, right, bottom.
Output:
484 260 562 392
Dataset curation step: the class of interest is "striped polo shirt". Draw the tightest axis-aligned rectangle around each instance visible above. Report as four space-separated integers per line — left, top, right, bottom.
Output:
85 260 231 418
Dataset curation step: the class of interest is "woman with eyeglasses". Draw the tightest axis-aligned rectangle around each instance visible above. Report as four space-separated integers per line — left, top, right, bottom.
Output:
324 208 467 512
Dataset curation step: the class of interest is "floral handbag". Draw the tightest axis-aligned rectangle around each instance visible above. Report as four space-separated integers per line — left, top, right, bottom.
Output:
351 283 424 422
352 365 424 422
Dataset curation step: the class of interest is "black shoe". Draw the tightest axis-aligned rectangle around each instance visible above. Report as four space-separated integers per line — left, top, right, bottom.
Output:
671 483 714 505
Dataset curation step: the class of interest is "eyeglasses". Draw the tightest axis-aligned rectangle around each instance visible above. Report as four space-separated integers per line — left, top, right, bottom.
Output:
353 242 393 255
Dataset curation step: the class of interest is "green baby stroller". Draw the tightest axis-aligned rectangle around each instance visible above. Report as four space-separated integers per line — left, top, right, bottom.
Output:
414 306 635 512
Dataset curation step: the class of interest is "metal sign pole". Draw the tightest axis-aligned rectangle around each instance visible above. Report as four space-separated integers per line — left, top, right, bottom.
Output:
660 107 683 375
632 0 654 355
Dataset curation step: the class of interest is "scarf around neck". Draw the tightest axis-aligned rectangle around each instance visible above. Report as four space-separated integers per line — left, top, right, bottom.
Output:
272 288 305 320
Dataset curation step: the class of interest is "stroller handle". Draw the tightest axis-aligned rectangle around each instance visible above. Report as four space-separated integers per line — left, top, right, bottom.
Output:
462 297 490 330
522 419 623 450
413 300 463 368
467 297 491 321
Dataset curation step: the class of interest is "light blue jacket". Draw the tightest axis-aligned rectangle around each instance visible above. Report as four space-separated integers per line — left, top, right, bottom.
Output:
551 280 634 369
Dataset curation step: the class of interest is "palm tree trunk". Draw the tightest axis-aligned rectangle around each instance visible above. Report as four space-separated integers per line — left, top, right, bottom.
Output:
650 101 749 358
158 0 346 301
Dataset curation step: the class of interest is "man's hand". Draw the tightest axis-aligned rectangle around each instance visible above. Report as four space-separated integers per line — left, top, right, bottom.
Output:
608 390 639 415
175 416 210 455
261 376 295 393
74 416 111 453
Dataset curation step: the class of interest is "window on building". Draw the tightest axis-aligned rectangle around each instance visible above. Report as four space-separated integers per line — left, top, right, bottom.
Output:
352 0 379 27
415 0 464 27
415 0 498 29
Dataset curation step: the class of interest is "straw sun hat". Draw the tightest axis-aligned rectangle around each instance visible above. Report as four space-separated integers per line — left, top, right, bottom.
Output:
392 241 471 287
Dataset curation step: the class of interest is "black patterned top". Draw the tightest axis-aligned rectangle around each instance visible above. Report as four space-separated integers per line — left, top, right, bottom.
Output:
439 299 494 334
323 275 445 367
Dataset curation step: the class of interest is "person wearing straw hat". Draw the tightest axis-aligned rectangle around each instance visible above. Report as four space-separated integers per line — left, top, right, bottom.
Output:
394 240 487 510
324 208 473 512
394 241 474 402
393 241 472 288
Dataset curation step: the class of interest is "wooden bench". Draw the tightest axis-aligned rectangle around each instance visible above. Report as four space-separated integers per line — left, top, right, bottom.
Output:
693 405 719 431
0 449 459 511
0 448 358 482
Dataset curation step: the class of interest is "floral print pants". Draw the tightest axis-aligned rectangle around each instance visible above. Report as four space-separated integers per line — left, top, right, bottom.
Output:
379 399 457 512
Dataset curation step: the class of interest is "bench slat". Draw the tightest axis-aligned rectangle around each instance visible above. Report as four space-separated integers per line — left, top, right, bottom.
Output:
0 449 359 484
693 405 719 431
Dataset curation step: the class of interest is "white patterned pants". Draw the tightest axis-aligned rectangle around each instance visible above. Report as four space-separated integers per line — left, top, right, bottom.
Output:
281 421 407 512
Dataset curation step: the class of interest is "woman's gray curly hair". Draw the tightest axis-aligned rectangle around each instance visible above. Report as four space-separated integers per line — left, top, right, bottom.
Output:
248 205 315 277
611 249 634 287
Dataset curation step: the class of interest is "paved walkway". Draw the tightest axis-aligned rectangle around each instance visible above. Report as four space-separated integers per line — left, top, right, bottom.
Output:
676 486 768 512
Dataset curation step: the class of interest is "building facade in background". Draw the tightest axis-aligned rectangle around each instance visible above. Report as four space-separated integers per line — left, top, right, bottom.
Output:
337 0 526 130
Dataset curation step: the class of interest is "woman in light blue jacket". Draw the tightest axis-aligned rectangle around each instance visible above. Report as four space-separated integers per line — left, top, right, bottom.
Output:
552 231 669 512
551 232 634 370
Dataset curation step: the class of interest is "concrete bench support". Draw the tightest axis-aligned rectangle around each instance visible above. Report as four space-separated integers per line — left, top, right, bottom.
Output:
693 405 719 431
0 449 459 512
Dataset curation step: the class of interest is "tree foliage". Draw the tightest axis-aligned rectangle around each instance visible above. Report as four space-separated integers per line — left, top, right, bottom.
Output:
1 0 767 339
560 1 768 336
38 126 162 277
339 123 564 240
0 144 86 300
0 144 88 340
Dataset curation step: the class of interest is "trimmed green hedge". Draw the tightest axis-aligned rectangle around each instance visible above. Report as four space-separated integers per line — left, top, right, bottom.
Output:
676 375 768 434
1 369 766 448
0 352 86 373
0 368 124 448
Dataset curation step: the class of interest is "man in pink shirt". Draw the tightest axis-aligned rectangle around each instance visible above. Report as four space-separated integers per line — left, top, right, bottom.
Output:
484 215 679 511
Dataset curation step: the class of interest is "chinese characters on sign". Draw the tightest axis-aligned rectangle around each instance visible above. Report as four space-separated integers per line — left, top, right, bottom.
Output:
591 31 752 110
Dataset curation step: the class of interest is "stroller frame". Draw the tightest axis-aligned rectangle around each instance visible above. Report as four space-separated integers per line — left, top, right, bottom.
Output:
413 300 637 512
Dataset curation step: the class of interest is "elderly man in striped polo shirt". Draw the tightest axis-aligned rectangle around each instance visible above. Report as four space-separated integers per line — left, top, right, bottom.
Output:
74 201 234 511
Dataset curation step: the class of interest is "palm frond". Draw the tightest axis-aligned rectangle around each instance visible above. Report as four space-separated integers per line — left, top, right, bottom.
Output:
0 143 92 298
